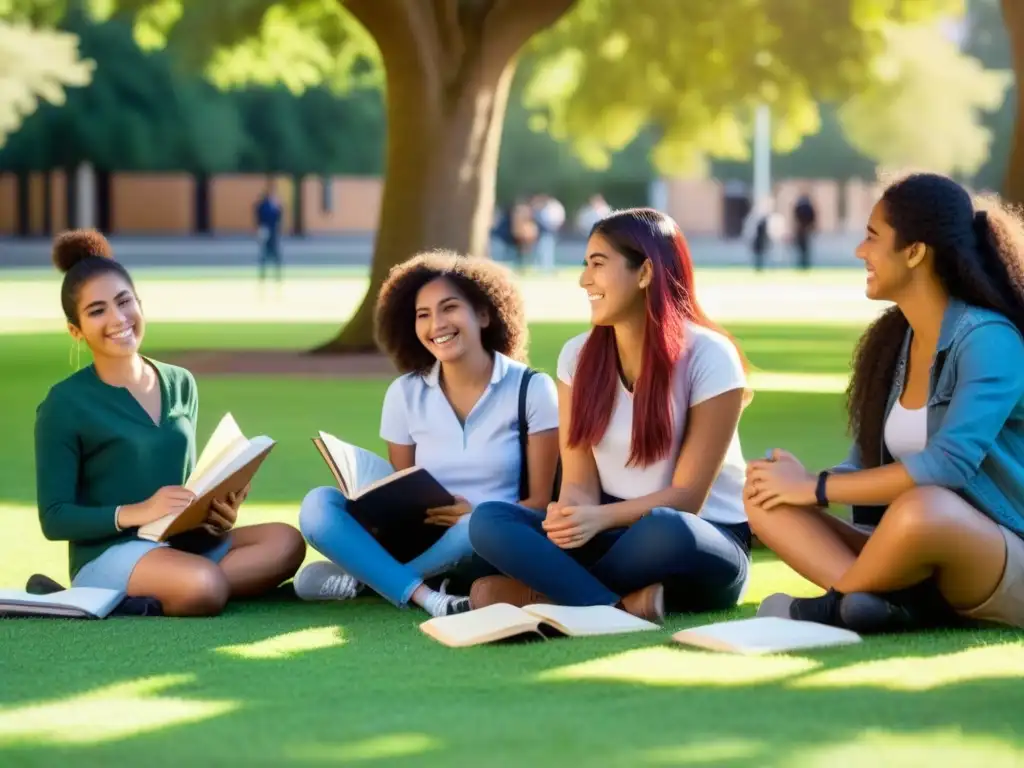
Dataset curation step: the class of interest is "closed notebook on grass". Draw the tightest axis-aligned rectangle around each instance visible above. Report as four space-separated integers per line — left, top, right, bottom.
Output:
0 587 124 619
138 413 275 542
312 431 455 537
671 616 862 655
421 603 660 647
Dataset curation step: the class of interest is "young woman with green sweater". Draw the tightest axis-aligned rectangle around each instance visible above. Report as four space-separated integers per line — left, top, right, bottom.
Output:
34 230 306 616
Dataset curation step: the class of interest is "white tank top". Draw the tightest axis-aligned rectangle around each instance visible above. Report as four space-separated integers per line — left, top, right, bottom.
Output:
884 400 928 460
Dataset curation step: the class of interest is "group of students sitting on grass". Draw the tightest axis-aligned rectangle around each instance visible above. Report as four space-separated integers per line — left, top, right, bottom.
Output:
33 172 1024 635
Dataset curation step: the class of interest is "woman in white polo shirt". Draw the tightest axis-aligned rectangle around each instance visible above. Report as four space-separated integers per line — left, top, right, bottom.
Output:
293 250 560 617
469 208 753 622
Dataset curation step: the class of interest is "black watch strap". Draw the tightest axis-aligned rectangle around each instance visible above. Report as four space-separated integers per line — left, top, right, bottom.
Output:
815 470 830 507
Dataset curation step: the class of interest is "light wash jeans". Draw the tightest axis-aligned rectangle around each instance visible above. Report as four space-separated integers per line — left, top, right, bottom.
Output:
298 486 474 606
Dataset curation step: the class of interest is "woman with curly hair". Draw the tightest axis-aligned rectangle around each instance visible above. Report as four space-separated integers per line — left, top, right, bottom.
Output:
293 250 560 617
35 230 306 616
468 208 754 623
748 172 1024 634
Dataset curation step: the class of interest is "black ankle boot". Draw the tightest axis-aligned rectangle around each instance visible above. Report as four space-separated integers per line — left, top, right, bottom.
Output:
758 588 846 627
840 580 962 634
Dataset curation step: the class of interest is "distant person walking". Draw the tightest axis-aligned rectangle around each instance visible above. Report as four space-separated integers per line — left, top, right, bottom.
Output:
793 193 817 270
255 181 284 284
576 193 612 234
744 199 783 272
533 193 565 272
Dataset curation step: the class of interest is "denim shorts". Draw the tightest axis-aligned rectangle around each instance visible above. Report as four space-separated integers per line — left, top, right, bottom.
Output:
72 537 232 592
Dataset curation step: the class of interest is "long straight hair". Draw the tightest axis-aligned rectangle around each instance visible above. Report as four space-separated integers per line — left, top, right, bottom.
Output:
568 208 745 467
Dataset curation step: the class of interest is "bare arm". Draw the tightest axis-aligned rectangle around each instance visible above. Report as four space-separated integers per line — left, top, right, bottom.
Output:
555 381 602 507
601 388 746 527
520 428 560 510
386 442 416 473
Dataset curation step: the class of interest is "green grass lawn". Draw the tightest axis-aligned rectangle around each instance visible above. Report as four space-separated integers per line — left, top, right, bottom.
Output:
1 319 1022 767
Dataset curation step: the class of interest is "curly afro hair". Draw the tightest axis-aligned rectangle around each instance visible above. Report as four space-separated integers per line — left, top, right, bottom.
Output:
374 249 528 374
51 229 134 324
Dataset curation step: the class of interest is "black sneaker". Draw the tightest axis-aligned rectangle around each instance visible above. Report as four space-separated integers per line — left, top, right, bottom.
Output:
757 588 845 626
25 574 65 595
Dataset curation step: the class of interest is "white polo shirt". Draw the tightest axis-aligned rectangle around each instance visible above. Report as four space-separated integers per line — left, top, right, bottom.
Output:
380 353 559 507
557 324 748 525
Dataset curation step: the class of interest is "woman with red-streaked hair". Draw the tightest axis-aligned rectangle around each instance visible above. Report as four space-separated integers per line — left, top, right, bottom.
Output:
467 208 753 622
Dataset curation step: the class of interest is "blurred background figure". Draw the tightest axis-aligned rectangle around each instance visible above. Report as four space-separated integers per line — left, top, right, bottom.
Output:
792 191 817 270
255 180 283 287
743 197 785 271
531 193 565 272
575 193 611 234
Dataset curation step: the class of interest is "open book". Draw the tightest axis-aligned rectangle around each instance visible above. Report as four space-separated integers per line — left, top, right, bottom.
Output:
0 587 124 619
420 603 660 647
671 616 862 655
137 414 275 542
312 431 455 537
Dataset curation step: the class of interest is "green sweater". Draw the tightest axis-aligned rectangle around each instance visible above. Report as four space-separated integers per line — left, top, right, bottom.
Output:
34 359 199 580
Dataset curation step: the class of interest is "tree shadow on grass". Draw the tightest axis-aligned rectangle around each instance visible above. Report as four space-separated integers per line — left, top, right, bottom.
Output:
1 594 1022 767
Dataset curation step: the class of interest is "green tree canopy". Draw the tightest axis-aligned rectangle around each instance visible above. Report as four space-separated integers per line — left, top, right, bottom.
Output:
522 0 965 177
837 22 1010 178
12 0 979 350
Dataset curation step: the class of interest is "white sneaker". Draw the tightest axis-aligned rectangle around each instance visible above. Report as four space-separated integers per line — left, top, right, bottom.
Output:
423 578 471 617
294 561 362 601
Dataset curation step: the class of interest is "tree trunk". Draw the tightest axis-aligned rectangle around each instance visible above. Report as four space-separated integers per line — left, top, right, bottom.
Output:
1002 0 1024 205
313 0 576 353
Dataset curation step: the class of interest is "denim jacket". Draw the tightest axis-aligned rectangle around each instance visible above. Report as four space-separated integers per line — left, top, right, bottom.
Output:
833 298 1024 537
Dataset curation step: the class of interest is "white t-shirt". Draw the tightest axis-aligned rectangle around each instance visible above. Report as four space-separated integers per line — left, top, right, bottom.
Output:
379 353 559 508
556 324 748 525
884 400 927 461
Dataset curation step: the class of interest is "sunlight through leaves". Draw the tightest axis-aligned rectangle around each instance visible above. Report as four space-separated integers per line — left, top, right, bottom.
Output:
288 733 441 762
537 647 819 688
789 729 1024 767
0 674 237 746
215 626 346 660
791 642 1024 691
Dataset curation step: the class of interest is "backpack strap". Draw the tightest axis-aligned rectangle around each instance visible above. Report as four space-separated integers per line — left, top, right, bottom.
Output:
518 368 535 501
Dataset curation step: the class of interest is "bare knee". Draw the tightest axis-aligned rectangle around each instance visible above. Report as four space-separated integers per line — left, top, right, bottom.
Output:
884 486 962 541
235 522 307 579
262 522 307 578
744 496 773 539
166 563 230 617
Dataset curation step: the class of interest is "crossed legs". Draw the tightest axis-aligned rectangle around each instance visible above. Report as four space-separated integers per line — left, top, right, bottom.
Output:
127 523 306 617
746 486 1008 615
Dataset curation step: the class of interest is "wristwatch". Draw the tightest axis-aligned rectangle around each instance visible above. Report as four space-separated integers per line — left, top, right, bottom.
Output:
815 470 830 508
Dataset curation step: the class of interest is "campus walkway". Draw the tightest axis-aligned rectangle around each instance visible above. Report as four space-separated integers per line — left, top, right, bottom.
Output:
0 232 864 270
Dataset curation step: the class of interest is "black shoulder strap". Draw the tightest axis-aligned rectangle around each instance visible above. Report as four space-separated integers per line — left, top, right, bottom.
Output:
518 368 535 500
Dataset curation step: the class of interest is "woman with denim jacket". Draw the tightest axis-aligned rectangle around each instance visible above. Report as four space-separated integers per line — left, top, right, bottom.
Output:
746 172 1024 634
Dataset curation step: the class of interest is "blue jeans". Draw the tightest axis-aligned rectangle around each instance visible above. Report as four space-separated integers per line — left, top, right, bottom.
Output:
298 486 475 606
469 501 751 612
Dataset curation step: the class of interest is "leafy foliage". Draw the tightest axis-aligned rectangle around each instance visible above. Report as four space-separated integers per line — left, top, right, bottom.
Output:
837 23 1010 177
0 8 384 173
0 19 93 146
521 0 965 175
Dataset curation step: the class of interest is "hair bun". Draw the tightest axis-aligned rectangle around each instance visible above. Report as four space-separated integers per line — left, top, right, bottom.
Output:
52 229 114 274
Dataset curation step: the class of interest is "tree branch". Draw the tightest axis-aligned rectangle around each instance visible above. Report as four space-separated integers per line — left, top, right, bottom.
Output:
431 0 465 80
343 0 443 99
480 0 577 70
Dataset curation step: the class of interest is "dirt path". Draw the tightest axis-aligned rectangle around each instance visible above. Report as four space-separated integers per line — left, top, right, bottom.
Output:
166 349 398 377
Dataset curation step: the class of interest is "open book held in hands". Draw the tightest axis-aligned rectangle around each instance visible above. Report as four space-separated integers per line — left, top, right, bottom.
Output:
671 616 862 655
421 603 660 647
313 431 455 538
137 414 275 542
